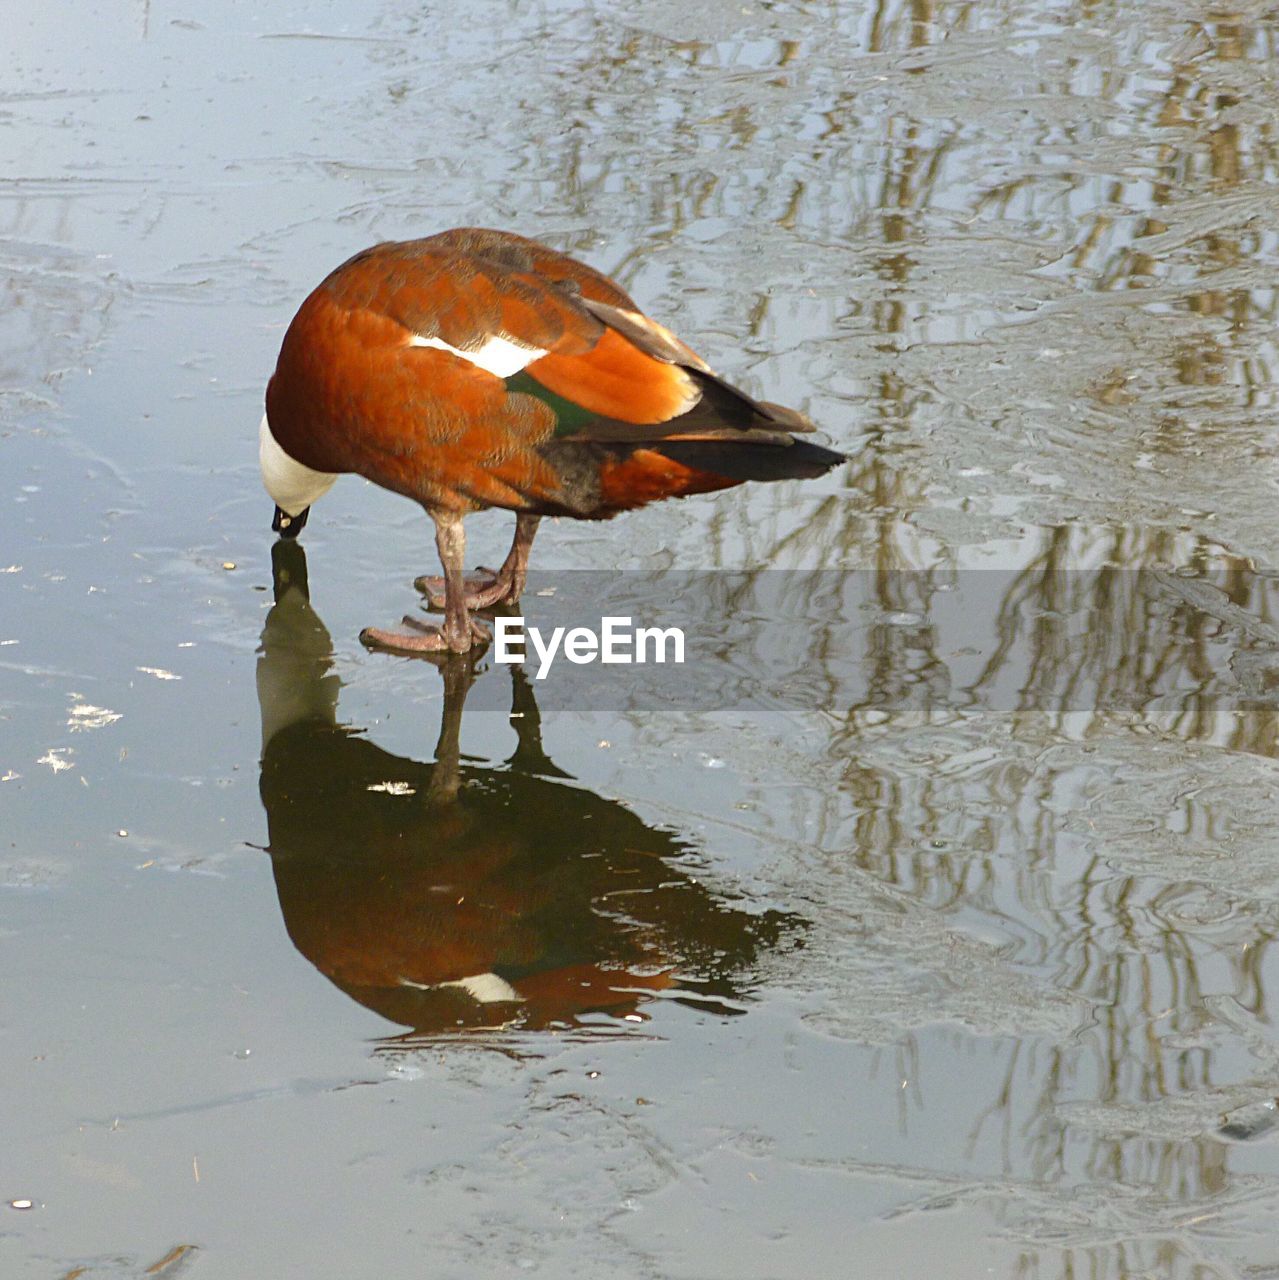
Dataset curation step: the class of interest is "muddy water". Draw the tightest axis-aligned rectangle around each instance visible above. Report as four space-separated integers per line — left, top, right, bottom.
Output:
4 1 1279 1276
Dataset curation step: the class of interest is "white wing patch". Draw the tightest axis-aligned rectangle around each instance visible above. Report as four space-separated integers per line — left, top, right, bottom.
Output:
259 415 339 516
408 332 545 378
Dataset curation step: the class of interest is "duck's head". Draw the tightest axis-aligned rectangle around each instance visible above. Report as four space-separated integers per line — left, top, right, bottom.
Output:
258 412 337 540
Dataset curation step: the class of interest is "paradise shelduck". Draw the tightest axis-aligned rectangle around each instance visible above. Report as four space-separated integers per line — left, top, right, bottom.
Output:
260 227 844 653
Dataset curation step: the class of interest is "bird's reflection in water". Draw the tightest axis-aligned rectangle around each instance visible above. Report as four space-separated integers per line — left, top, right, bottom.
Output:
257 542 799 1039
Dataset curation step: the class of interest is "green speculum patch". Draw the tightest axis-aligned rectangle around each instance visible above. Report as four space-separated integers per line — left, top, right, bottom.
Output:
505 370 597 437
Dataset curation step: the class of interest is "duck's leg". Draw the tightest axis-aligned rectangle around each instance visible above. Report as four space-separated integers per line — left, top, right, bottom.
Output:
361 512 490 654
416 513 541 610
499 512 541 602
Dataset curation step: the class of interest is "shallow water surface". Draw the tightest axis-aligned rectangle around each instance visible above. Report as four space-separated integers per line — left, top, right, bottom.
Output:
4 1 1279 1277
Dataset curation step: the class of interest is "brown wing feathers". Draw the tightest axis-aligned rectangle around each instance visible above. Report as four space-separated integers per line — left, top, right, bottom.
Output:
526 329 701 425
433 231 845 509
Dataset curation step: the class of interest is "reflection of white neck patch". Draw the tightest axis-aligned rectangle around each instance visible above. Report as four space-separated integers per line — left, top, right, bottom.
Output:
259 415 338 516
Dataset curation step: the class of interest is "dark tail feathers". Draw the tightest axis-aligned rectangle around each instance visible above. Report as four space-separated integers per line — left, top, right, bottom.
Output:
651 438 845 483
